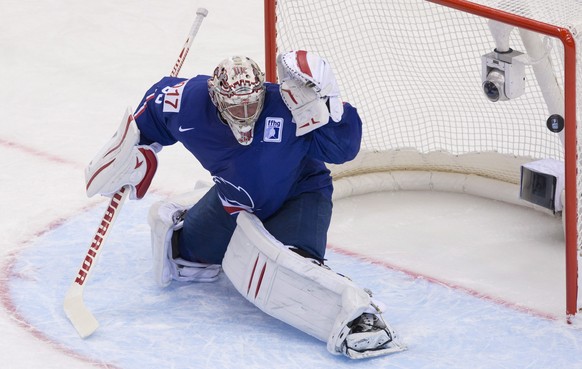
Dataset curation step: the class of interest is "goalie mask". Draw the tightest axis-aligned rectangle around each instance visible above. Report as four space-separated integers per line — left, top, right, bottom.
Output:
208 56 266 145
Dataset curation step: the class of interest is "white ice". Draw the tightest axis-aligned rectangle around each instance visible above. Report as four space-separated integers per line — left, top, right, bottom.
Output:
1 1 581 368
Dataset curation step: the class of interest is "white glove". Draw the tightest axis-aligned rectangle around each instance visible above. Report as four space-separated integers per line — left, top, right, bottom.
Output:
277 50 344 136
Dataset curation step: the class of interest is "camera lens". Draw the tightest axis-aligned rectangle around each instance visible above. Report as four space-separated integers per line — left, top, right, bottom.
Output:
482 69 505 102
482 81 499 102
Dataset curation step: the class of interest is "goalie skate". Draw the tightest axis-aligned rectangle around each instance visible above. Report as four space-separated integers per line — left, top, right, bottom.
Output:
342 312 406 359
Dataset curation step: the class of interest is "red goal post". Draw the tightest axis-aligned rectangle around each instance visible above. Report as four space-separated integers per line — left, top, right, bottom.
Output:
264 0 581 318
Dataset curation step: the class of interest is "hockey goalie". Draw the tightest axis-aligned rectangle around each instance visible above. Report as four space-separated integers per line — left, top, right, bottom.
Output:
87 50 406 358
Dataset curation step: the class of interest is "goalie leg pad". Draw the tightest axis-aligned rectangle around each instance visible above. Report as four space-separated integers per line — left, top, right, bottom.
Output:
148 189 221 287
222 212 406 358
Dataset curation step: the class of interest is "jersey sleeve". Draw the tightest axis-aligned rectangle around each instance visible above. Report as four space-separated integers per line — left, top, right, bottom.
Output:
307 102 362 164
134 77 187 146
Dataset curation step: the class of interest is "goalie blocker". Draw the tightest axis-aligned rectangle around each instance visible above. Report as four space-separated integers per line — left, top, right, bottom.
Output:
85 107 158 200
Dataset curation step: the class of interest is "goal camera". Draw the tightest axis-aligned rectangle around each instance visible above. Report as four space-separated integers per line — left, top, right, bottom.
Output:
481 49 527 102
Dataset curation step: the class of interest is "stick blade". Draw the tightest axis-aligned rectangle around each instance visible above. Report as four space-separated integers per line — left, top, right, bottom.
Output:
63 287 99 338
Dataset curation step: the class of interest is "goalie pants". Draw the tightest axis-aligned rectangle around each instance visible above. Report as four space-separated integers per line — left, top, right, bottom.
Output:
178 185 332 264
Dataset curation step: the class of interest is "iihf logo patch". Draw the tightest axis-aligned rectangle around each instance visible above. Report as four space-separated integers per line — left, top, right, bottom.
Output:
264 117 284 143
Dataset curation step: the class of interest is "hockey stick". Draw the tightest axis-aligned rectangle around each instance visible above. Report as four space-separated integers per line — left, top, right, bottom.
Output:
63 8 209 338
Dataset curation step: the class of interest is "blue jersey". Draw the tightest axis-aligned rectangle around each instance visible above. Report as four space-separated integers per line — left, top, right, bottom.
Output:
134 75 362 220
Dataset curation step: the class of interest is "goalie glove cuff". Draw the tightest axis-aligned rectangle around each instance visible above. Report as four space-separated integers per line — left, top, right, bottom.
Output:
327 96 343 123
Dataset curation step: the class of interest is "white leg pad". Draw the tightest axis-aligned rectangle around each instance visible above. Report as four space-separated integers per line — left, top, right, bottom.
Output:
222 211 379 355
148 185 221 287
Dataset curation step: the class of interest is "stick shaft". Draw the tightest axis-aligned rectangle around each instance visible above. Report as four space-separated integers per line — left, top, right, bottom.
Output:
170 8 208 77
64 9 209 338
63 187 129 338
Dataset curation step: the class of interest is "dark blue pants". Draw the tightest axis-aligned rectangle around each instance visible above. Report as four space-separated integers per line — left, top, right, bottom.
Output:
178 186 332 264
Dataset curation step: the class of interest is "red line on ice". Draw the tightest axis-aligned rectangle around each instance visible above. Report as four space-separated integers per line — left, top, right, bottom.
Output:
327 243 558 321
0 138 83 168
0 188 172 368
0 204 124 369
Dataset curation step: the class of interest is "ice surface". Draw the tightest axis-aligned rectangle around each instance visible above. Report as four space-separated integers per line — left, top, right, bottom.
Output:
7 196 582 369
2 0 582 368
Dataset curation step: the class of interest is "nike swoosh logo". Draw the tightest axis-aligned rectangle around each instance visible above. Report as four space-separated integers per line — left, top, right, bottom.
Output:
178 126 194 132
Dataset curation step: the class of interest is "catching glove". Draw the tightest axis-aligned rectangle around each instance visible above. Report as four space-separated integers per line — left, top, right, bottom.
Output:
277 50 343 136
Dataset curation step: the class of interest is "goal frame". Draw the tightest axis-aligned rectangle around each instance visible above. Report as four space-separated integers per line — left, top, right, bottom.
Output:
263 0 579 317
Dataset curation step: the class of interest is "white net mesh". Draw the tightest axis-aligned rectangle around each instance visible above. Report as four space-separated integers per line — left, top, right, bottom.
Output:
273 0 582 313
274 0 579 172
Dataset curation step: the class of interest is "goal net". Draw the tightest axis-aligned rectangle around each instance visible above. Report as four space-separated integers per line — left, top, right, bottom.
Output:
264 0 582 317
